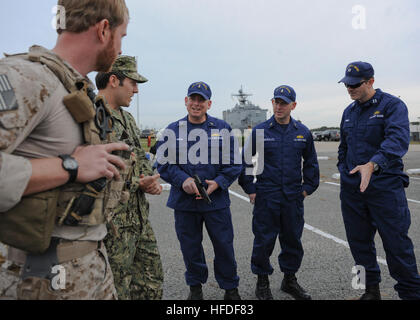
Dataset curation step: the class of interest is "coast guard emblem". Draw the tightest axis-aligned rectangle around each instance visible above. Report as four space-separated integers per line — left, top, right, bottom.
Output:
0 74 18 112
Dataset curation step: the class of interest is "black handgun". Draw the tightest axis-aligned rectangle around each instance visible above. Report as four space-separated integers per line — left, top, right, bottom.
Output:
63 178 108 226
193 175 212 205
63 149 132 226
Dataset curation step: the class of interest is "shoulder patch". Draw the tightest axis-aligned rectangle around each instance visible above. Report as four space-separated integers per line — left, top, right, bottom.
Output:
0 74 18 112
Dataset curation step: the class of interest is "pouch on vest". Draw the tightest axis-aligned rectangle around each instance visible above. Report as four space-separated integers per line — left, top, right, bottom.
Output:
0 190 60 255
62 81 96 123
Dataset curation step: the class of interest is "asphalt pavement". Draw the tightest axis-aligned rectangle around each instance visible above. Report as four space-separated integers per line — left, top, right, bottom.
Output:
148 142 420 300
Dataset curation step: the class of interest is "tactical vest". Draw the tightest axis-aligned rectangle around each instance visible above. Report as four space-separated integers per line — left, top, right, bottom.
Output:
0 47 134 254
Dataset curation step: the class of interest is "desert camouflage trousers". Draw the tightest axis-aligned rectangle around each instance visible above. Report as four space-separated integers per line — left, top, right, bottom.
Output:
0 242 117 300
104 218 164 300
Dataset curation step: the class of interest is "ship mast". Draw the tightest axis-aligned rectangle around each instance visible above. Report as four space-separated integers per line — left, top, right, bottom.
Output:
232 85 253 106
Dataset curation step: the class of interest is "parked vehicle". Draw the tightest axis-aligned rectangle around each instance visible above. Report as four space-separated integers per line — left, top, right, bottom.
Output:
321 129 340 141
140 129 154 138
312 131 323 141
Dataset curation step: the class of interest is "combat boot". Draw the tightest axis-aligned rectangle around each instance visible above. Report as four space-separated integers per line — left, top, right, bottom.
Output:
187 284 204 300
255 275 274 300
360 284 381 300
281 274 312 300
224 288 241 300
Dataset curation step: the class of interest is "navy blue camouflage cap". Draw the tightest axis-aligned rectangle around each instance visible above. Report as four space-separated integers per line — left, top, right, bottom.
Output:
273 85 296 104
339 61 374 85
187 82 212 100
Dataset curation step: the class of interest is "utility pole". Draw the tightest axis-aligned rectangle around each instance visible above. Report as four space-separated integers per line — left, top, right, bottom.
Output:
135 56 140 127
136 89 140 127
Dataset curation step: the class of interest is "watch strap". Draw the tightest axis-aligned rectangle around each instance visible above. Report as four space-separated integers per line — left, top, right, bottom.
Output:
59 154 78 184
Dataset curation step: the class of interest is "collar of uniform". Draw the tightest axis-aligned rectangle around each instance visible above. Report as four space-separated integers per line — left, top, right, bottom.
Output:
178 114 216 128
268 115 298 130
110 107 126 123
178 116 189 125
108 105 129 131
206 114 217 128
357 89 382 108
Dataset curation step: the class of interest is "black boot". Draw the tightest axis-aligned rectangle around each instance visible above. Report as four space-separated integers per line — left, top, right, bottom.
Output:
224 288 241 300
360 284 381 300
281 274 312 300
187 284 204 300
255 275 274 300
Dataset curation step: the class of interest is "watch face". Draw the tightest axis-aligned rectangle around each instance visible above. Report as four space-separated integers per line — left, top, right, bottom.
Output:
64 158 78 170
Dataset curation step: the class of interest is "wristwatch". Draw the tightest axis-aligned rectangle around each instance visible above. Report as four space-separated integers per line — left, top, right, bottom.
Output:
59 154 79 184
371 161 379 172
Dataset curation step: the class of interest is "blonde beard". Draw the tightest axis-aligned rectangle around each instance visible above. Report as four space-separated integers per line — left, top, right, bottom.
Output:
95 33 117 72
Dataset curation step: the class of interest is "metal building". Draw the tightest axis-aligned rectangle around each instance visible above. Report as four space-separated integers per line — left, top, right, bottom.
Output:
410 118 420 141
223 87 268 130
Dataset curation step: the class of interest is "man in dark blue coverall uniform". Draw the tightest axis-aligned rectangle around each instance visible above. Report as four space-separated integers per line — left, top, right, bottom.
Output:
338 61 420 300
239 85 319 300
156 82 242 300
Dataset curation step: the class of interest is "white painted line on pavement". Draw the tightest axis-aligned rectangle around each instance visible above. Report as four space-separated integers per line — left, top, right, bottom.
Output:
407 169 420 174
228 189 388 266
325 181 341 187
304 224 349 248
229 190 251 202
410 177 420 181
318 156 330 160
304 225 388 266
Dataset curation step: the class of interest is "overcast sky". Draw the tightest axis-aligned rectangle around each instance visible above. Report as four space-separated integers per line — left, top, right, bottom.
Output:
1 0 419 130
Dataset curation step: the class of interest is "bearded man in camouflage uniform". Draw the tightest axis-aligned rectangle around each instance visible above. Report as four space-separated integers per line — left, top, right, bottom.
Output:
96 56 164 300
0 0 131 300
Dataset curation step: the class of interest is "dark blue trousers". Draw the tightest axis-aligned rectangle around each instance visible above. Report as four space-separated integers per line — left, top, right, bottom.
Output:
341 185 420 300
251 191 305 275
174 208 239 290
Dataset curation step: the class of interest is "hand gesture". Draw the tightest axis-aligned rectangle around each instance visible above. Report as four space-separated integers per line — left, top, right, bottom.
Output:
139 174 162 195
350 162 375 193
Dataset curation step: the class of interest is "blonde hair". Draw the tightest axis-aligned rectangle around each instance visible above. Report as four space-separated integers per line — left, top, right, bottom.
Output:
56 0 129 34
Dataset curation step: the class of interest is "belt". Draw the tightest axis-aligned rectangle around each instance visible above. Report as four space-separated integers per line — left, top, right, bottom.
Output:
8 240 99 265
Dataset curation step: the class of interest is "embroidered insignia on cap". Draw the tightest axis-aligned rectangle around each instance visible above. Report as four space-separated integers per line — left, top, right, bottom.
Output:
279 86 291 94
348 65 360 72
0 74 18 112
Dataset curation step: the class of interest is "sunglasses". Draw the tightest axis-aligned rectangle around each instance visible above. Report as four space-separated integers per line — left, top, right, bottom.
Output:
345 80 368 89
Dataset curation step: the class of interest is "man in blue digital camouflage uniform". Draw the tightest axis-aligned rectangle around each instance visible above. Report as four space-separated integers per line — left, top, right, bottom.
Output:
156 82 242 300
338 61 420 300
239 85 319 300
96 56 164 300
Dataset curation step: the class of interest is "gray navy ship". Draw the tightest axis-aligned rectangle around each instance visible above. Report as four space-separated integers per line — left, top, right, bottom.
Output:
223 86 268 130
